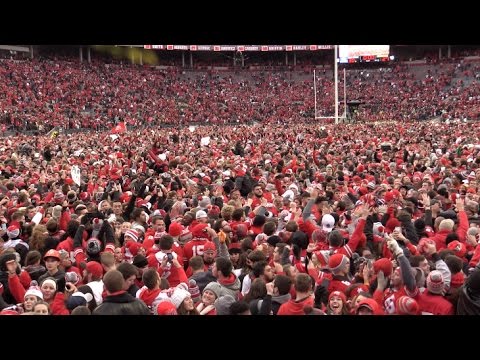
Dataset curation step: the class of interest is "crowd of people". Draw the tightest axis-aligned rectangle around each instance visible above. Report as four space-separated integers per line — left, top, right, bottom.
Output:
1 113 480 315
0 56 479 135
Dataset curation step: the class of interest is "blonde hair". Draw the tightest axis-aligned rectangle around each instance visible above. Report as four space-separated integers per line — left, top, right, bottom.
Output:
221 205 235 221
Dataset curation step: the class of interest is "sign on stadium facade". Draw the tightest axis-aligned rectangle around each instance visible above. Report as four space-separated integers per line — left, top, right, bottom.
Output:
143 45 334 51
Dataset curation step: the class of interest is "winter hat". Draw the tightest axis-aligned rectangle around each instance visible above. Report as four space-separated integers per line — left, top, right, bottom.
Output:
188 279 201 304
168 222 183 237
170 288 191 309
6 224 20 239
86 238 102 256
192 223 209 238
214 295 235 315
155 300 177 315
203 241 216 253
203 282 222 299
24 281 43 300
328 290 346 304
313 250 330 268
373 258 393 277
328 254 349 274
195 210 208 220
41 278 57 291
395 296 419 315
124 229 139 242
132 224 146 235
447 241 467 258
426 270 445 295
86 261 103 278
132 254 148 268
321 214 335 233
414 218 426 232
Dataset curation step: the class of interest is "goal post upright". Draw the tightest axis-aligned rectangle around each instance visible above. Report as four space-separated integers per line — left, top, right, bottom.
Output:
314 44 346 123
334 44 339 124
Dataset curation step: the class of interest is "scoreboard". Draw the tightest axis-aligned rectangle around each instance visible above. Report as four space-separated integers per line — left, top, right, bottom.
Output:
339 45 392 64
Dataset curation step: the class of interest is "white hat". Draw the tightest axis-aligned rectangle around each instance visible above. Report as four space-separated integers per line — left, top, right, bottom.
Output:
24 283 43 300
289 184 299 192
196 210 208 219
170 288 191 309
321 214 335 233
71 291 93 303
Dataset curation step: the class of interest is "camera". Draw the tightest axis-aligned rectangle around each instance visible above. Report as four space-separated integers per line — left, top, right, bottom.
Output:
166 253 174 263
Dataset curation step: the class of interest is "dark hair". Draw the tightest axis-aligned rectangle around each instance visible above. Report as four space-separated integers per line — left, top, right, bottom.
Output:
189 256 204 271
116 262 139 280
295 273 313 293
438 249 455 261
142 268 160 289
252 260 268 278
232 209 245 221
243 278 266 303
409 255 426 267
274 274 292 296
445 255 463 274
71 306 91 315
229 301 250 315
215 257 233 277
328 230 344 247
252 215 266 228
263 222 276 236
445 233 459 246
25 250 42 266
159 235 174 251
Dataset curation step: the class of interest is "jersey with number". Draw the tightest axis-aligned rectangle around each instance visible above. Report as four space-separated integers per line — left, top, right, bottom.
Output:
183 238 208 263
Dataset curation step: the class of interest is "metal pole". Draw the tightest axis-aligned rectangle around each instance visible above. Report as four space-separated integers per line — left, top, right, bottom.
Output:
130 46 134 64
439 47 442 60
293 52 296 66
334 45 339 124
182 51 185 67
87 46 91 63
79 47 83 63
30 45 33 59
447 45 451 58
343 68 347 119
139 50 143 65
314 69 317 119
190 52 193 68
285 52 288 66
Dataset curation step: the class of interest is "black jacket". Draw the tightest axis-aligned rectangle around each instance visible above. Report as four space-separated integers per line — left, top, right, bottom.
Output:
93 292 150 315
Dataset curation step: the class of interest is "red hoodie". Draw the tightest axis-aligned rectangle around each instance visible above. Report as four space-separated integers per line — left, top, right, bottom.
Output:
277 295 314 315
